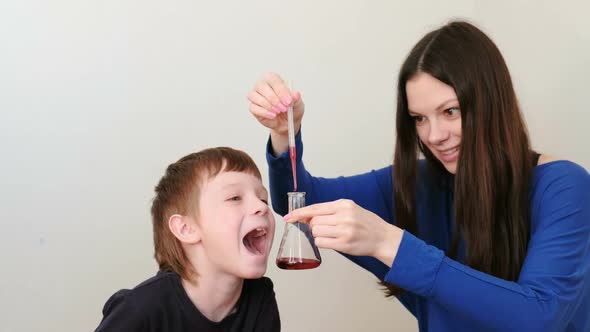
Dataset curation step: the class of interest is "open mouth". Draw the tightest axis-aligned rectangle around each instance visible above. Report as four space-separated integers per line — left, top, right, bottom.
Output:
242 228 268 255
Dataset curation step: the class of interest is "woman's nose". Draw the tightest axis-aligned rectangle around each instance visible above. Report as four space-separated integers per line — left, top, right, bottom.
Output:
427 120 450 145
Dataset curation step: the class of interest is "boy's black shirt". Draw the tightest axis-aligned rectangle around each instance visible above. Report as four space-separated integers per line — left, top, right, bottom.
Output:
95 270 280 332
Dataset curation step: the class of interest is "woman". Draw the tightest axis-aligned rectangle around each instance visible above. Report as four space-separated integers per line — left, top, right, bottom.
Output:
247 21 590 331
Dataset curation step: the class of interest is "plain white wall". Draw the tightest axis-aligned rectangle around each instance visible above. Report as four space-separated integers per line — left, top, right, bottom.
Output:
1 1 588 331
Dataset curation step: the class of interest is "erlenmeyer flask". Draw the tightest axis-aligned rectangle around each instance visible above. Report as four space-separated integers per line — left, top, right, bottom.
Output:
276 192 322 270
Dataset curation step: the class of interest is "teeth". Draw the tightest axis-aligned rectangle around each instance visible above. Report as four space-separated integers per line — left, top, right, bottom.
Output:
252 228 266 237
441 148 458 155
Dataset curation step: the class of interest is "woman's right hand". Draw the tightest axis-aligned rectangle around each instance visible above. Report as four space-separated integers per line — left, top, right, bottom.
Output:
247 73 305 155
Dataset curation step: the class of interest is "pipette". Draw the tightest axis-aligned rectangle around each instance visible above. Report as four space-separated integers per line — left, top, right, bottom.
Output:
286 81 297 192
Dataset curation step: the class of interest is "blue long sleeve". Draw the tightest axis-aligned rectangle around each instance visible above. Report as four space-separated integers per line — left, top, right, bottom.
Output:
266 131 590 331
386 164 590 331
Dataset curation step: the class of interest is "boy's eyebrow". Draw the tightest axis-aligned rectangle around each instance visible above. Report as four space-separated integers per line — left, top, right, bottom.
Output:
221 183 268 196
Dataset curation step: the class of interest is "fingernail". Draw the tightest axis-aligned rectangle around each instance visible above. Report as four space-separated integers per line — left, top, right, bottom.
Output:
283 213 291 221
271 105 280 114
281 96 292 106
278 103 287 112
267 111 277 119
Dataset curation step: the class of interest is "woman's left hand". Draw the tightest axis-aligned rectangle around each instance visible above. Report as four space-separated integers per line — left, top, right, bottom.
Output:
284 199 404 266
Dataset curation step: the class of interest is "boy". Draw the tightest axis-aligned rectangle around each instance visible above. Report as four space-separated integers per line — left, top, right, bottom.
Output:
95 147 280 331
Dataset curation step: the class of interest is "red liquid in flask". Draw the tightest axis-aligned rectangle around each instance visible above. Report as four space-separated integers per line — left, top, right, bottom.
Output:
289 146 297 191
276 258 321 270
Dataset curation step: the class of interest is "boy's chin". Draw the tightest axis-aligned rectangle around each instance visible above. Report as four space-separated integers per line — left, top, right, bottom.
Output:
239 268 267 279
238 261 269 279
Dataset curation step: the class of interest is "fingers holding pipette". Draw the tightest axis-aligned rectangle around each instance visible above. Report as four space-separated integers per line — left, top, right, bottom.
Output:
247 72 305 133
247 90 273 111
264 72 292 109
248 102 277 120
290 91 303 113
253 72 302 111
253 79 284 112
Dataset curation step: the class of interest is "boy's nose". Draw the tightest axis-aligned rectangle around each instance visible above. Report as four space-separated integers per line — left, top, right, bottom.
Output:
252 198 270 216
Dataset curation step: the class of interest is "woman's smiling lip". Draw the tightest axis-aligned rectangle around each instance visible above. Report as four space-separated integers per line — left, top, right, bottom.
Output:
436 146 460 162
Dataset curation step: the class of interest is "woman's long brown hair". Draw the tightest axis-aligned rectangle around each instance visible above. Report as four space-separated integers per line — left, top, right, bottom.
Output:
383 21 535 296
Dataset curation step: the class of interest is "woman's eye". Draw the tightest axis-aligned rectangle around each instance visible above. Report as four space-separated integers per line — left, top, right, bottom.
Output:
412 115 425 123
445 107 460 117
227 196 241 202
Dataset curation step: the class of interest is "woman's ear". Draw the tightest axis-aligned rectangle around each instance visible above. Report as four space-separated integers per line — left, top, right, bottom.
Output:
168 214 201 244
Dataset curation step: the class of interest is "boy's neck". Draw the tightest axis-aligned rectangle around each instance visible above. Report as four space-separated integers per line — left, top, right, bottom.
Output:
181 272 244 322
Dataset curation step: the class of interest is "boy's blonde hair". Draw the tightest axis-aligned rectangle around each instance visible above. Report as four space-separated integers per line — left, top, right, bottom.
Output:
150 147 262 280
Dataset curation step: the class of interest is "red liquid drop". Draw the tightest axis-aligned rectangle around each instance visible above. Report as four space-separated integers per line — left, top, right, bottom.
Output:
289 146 297 192
276 258 321 270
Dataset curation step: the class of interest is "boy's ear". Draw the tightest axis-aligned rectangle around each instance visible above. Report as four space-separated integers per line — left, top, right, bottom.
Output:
168 214 201 244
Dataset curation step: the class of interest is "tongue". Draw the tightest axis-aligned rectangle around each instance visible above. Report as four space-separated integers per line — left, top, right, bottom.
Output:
244 229 266 255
